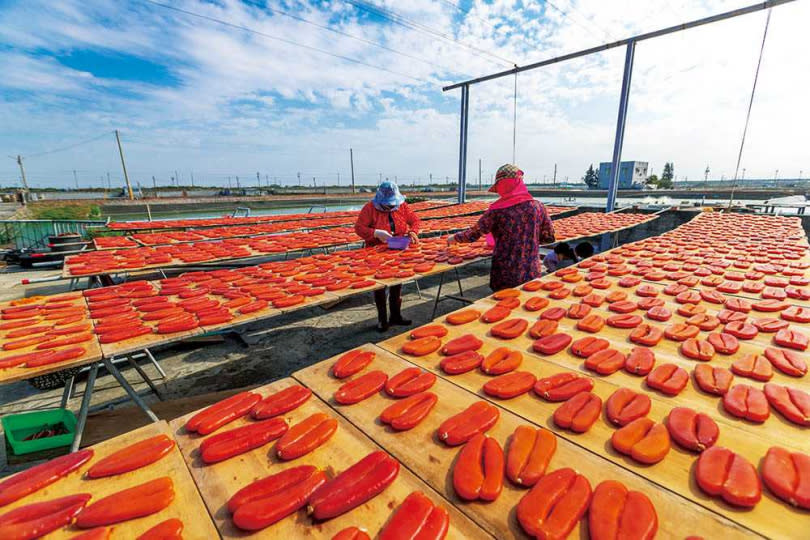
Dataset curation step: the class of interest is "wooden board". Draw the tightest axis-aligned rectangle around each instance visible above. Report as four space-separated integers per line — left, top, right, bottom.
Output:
0 295 103 384
473 283 810 396
168 377 490 539
0 421 218 539
294 345 755 539
414 309 810 448
377 326 810 538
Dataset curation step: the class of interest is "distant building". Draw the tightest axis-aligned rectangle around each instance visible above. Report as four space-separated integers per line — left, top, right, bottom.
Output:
598 161 648 189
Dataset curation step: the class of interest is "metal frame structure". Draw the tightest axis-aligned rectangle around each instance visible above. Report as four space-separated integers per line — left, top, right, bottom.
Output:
444 0 795 209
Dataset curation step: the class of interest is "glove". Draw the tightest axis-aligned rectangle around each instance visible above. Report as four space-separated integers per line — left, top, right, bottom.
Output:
373 229 392 241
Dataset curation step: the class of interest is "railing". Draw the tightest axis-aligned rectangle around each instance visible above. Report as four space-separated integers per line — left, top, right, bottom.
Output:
0 220 107 250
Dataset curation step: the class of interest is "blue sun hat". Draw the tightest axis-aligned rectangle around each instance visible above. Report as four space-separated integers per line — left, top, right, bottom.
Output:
372 181 405 212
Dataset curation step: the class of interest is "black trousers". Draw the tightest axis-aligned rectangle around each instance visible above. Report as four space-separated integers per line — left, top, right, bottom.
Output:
374 285 403 323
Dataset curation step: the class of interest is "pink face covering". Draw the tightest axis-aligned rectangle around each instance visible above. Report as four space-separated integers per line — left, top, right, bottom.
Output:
488 176 534 211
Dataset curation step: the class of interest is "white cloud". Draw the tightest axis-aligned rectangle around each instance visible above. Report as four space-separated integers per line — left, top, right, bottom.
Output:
0 0 806 189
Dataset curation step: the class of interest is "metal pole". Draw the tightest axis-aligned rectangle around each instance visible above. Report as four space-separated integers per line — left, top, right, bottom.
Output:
349 148 356 194
553 163 557 185
115 130 134 200
457 84 469 204
478 159 482 191
606 40 636 212
16 155 29 195
73 169 78 190
71 363 98 452
442 0 794 91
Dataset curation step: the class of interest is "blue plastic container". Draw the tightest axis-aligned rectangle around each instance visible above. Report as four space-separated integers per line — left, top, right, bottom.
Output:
387 236 411 250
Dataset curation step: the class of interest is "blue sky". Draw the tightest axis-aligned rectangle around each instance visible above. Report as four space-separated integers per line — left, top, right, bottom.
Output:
0 0 807 189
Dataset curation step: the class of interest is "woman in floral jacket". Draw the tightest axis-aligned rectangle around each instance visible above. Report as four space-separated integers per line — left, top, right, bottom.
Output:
448 164 555 291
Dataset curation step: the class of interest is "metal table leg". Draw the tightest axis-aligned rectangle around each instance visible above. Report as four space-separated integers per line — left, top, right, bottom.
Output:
102 358 159 422
430 273 446 320
454 268 464 296
70 364 98 452
125 357 163 400
60 375 75 409
143 348 166 379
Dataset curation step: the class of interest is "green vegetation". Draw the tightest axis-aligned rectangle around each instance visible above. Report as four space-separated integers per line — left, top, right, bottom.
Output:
645 163 675 189
659 162 675 189
583 164 599 189
27 203 102 220
405 196 427 204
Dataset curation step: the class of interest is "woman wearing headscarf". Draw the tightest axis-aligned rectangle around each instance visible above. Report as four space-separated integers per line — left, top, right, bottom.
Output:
448 164 555 291
355 181 421 331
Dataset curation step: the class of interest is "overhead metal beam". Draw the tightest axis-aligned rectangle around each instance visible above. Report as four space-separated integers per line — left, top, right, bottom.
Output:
443 0 793 92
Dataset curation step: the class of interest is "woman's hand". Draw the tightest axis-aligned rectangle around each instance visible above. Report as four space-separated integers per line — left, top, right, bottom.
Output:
373 229 392 241
408 231 419 246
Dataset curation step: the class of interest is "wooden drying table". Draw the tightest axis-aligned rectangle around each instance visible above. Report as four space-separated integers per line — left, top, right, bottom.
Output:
0 421 218 539
169 377 490 539
294 345 755 539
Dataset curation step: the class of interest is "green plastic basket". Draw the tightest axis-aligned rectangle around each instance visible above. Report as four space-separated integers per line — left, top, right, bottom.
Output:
2 409 76 456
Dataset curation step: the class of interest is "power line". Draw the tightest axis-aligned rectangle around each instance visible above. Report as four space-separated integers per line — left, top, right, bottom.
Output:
241 0 461 75
24 132 113 159
729 9 772 207
436 0 500 32
141 0 430 84
343 0 515 66
550 0 616 42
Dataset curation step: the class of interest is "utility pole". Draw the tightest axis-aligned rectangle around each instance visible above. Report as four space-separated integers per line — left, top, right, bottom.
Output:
106 172 111 191
297 172 301 186
379 173 383 183
256 171 261 191
73 169 78 190
742 168 746 180
152 175 158 198
16 155 29 195
553 163 557 186
174 170 179 187
337 172 340 186
312 177 316 188
114 130 134 200
478 159 482 191
190 172 194 187
227 176 232 189
349 148 356 194
236 176 240 189
704 165 710 189
429 173 432 185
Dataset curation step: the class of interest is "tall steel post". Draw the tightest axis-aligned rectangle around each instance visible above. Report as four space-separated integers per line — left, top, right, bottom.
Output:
606 40 636 212
16 155 29 195
115 130 134 200
457 84 469 204
349 148 356 194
